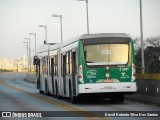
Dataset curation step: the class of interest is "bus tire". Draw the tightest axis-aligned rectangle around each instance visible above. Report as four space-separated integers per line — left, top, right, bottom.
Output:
39 89 44 94
117 94 125 103
110 94 124 103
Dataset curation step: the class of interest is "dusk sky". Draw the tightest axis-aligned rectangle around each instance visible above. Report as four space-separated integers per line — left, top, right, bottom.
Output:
0 0 160 59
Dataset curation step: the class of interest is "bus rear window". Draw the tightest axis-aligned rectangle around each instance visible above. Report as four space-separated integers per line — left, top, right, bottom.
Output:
84 44 129 65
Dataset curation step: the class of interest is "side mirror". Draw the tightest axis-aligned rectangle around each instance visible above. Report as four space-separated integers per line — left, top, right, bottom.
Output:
33 56 39 65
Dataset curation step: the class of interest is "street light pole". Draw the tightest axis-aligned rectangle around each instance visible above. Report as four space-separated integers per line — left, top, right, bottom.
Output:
24 38 31 72
45 26 47 43
23 42 29 72
60 15 63 43
139 0 145 73
52 14 63 43
29 33 37 55
39 25 47 43
77 0 89 34
86 0 89 34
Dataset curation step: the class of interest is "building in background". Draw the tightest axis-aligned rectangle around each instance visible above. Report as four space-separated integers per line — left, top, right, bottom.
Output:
0 54 30 72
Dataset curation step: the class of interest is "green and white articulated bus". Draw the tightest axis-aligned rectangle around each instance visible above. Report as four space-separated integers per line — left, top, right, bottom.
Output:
35 33 137 103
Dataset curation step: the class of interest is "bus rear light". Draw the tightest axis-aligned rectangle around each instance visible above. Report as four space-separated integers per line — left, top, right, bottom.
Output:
133 74 136 77
78 65 84 84
78 75 82 79
132 63 136 82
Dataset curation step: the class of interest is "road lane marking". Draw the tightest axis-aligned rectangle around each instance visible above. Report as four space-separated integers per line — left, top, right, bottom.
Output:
1 79 110 120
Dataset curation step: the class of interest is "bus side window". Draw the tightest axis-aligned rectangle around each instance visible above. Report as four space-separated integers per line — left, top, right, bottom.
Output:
63 54 66 76
69 51 72 74
67 52 71 75
76 50 78 74
42 57 45 74
55 55 58 75
72 50 77 74
68 52 70 75
53 56 55 75
51 57 54 76
41 58 43 74
66 52 69 75
54 56 55 75
50 57 52 75
45 57 48 74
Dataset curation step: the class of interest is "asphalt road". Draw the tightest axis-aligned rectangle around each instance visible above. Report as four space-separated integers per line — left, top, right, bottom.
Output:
0 73 160 120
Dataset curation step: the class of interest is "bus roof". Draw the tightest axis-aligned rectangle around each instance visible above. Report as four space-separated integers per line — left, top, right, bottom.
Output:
38 33 131 54
81 33 131 39
62 33 131 47
38 43 60 54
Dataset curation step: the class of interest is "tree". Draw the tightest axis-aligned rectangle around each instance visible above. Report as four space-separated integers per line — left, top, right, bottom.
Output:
134 36 160 73
145 36 160 73
146 36 160 48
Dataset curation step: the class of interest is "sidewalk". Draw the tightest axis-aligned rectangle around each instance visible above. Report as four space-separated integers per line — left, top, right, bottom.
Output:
126 93 160 107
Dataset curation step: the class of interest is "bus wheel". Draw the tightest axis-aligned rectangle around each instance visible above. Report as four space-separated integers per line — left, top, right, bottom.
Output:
117 94 125 103
39 89 44 94
69 82 78 104
110 94 124 103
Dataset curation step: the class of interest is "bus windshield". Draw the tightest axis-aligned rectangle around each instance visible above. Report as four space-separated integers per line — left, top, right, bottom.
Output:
84 44 129 65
